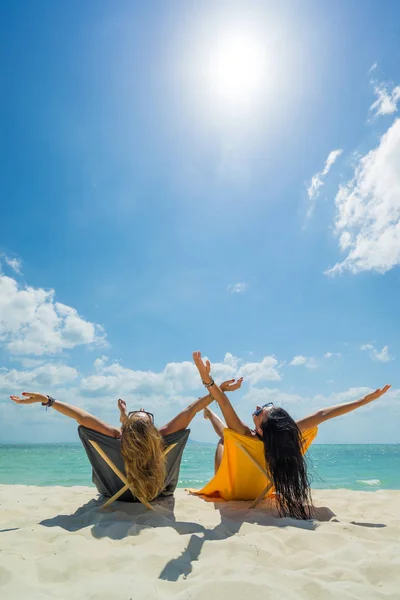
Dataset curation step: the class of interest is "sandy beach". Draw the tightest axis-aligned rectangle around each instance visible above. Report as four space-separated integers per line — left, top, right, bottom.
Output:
0 485 399 599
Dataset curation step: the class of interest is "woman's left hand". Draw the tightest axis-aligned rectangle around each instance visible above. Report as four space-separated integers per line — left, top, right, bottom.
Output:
220 378 244 392
10 392 47 405
364 385 391 403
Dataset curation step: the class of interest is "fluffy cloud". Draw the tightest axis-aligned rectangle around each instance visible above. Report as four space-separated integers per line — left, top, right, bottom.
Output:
241 386 303 407
0 272 105 355
289 355 318 369
81 352 282 397
0 363 78 394
326 118 400 275
307 149 342 218
237 355 281 383
370 82 400 117
1 351 282 406
361 344 392 363
227 282 248 293
289 352 341 368
290 355 307 366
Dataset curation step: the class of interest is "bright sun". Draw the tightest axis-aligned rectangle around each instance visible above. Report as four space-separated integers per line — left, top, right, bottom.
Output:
202 28 268 111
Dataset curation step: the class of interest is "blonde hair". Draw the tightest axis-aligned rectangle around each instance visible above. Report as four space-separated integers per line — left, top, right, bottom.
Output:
120 415 166 509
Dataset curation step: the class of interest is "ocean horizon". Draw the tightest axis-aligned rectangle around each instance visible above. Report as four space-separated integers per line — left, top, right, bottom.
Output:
1 442 399 491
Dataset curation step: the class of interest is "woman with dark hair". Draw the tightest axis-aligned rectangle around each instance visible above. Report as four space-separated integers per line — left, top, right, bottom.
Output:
10 376 242 508
193 351 390 520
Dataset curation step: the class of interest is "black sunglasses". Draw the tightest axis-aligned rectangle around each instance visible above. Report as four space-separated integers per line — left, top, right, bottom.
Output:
128 410 154 423
252 402 274 417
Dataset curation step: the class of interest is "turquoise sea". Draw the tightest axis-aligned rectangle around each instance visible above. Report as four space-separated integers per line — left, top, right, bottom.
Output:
1 443 399 491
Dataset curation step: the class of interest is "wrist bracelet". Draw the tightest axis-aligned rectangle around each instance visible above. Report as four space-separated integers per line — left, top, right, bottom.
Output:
42 395 56 409
203 378 214 388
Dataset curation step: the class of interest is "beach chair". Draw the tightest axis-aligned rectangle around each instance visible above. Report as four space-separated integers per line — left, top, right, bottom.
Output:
192 427 318 508
78 426 190 509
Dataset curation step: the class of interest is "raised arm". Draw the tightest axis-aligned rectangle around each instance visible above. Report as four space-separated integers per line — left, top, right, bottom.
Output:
10 392 121 438
296 385 391 431
192 351 249 436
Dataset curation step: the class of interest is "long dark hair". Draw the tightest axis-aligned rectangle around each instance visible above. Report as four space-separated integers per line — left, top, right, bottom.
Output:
261 407 312 520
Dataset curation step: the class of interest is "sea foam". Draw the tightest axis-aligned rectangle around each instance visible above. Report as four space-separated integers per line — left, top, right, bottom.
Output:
356 479 381 486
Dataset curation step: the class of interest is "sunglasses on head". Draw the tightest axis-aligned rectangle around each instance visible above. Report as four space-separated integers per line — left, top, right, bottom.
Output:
252 402 274 417
128 410 154 423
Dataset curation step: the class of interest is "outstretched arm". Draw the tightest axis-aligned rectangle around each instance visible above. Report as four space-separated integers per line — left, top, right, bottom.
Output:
192 352 249 436
296 385 391 432
158 392 213 436
158 378 242 436
10 392 121 438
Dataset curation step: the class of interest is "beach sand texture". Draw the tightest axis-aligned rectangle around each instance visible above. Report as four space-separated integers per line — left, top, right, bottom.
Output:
0 485 399 600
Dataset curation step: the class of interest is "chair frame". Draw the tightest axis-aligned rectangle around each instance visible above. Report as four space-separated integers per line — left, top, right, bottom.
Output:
89 440 177 509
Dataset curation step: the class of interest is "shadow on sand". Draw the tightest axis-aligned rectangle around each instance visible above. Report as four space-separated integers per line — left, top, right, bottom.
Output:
39 494 386 582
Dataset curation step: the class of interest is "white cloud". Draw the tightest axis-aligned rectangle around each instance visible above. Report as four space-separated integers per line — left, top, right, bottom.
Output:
370 82 400 117
242 386 303 407
14 358 45 368
222 352 239 369
237 356 281 383
0 363 78 394
0 271 106 355
94 355 109 369
361 344 392 363
326 118 400 275
81 353 282 397
1 254 22 274
290 355 307 366
369 62 378 73
227 282 248 293
289 352 341 367
289 355 318 369
306 149 342 218
324 352 341 359
375 347 391 362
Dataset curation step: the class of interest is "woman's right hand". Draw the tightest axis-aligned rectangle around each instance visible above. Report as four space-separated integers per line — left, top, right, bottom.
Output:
118 399 128 425
10 392 48 405
192 351 212 384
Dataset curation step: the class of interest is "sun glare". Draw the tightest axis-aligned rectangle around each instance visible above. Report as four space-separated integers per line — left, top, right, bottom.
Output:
201 28 268 111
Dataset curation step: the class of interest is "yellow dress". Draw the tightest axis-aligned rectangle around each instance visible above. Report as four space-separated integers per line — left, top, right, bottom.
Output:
191 426 318 501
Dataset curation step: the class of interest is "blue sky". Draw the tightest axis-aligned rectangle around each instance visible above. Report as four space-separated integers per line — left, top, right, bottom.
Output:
1 0 400 444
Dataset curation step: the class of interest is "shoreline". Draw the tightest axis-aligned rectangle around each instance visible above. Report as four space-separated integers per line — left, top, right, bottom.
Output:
1 485 399 599
1 480 399 491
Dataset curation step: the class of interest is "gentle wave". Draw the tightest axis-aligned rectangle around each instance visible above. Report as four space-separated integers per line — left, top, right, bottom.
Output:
356 479 381 486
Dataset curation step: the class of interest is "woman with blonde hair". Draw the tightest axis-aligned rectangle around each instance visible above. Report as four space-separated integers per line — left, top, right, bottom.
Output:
10 376 242 507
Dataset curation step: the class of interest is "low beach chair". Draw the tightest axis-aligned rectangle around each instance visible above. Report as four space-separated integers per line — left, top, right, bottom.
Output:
191 427 318 508
78 426 190 509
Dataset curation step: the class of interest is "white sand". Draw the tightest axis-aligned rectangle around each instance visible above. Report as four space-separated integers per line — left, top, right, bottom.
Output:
0 485 399 600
